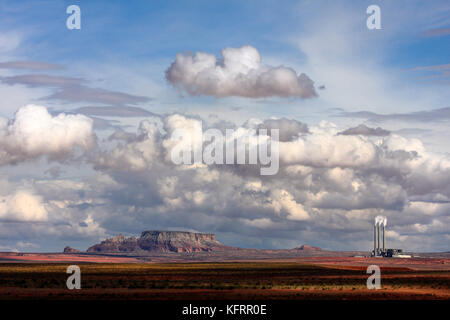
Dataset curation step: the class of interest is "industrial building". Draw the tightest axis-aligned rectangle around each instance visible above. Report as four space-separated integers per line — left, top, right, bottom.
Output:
371 216 411 258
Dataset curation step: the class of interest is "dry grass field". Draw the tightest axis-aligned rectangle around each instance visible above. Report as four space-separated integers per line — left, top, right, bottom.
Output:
0 262 448 300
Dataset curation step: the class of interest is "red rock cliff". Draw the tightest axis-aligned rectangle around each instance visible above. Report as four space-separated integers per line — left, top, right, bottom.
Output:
86 231 224 253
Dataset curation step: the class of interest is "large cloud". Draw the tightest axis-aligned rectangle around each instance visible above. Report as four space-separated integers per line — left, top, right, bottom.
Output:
0 104 95 165
2 108 449 251
86 113 450 251
0 190 47 222
166 45 317 98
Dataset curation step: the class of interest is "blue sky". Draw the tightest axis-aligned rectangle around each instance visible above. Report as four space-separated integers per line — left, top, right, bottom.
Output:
0 0 449 252
1 0 449 119
3 0 447 66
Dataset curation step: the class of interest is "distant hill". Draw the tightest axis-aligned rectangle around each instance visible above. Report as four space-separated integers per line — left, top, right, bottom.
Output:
63 246 81 253
294 244 322 251
64 231 373 260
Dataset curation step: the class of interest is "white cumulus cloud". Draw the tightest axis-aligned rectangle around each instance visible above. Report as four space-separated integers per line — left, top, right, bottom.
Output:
0 104 95 165
0 190 47 222
166 45 317 98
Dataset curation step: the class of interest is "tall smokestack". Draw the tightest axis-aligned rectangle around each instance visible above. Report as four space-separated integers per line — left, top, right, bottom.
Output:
382 223 385 253
374 224 376 256
377 223 380 255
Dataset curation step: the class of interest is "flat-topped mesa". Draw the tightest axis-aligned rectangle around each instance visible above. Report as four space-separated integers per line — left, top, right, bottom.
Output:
86 231 225 253
138 230 222 253
87 233 139 253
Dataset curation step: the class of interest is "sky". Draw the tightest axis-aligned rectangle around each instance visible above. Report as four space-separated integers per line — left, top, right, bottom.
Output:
0 0 449 252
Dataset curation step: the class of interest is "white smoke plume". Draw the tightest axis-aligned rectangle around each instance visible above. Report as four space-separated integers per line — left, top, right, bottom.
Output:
375 215 387 226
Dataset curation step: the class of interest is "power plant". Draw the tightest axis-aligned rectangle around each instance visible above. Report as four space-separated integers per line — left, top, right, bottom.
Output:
371 216 410 258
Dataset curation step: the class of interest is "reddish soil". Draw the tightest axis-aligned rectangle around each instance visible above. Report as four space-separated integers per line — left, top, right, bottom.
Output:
0 252 139 263
288 256 450 271
0 260 448 300
1 252 448 271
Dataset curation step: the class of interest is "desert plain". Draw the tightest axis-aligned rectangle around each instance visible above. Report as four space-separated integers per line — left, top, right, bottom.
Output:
0 251 448 300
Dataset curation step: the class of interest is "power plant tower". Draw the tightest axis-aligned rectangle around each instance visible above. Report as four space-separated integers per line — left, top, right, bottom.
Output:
372 216 387 257
373 224 376 256
377 223 380 255
371 216 410 258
